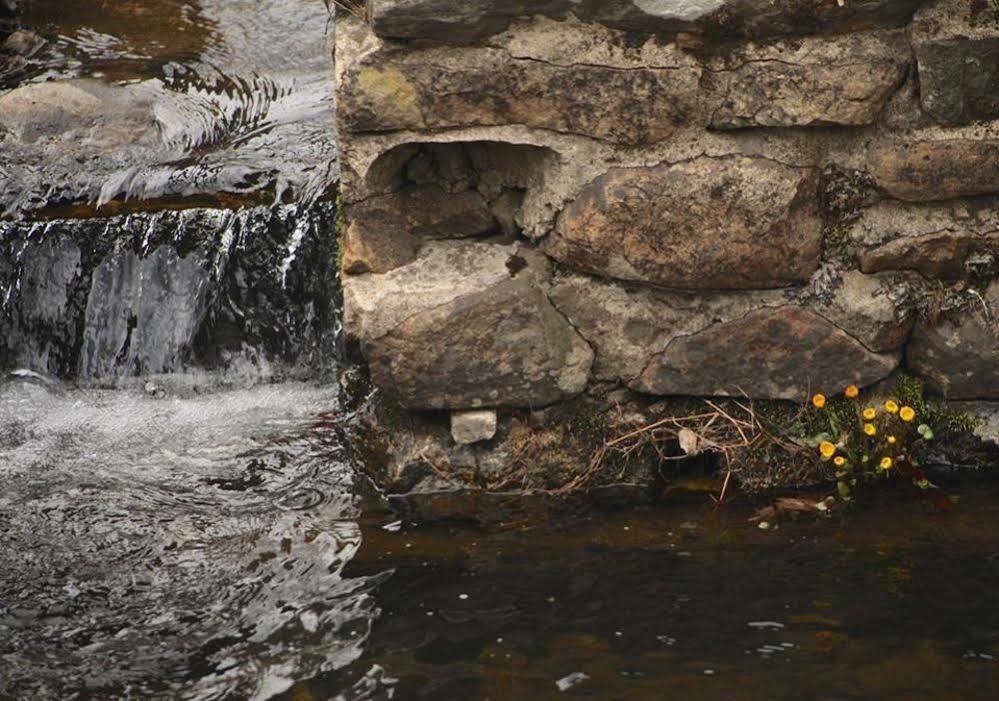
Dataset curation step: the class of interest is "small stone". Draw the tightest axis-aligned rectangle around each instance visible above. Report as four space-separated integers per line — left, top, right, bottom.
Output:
451 410 498 445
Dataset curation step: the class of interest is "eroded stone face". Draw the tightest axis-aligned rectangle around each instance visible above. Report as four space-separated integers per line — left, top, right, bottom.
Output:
343 241 593 409
703 31 909 129
550 272 909 399
912 0 999 125
341 185 499 274
907 282 999 399
336 18 700 146
544 156 821 289
637 306 901 399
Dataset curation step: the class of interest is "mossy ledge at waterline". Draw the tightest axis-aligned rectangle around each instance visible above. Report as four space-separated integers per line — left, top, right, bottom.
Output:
335 0 998 513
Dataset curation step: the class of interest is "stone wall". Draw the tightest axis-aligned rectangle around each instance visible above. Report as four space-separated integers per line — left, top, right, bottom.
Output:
335 0 998 431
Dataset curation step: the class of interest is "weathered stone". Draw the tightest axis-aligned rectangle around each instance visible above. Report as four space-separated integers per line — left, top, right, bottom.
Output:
703 31 909 129
550 273 904 398
912 0 999 125
341 185 498 274
870 136 999 201
849 199 999 278
451 410 498 445
637 306 901 399
343 240 593 409
368 0 929 41
544 156 820 289
336 17 700 145
907 282 999 399
811 270 916 352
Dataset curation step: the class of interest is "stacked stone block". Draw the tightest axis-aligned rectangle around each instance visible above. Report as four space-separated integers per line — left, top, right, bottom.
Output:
335 0 998 415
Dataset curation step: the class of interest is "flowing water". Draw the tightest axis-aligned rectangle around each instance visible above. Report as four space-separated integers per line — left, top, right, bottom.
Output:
3 2 999 700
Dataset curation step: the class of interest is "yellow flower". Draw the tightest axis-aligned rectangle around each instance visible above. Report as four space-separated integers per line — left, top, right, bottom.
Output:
900 406 916 422
864 423 877 436
884 400 899 414
812 394 826 409
833 456 846 467
887 435 897 445
880 457 893 470
819 441 836 459
862 407 877 420
844 385 859 399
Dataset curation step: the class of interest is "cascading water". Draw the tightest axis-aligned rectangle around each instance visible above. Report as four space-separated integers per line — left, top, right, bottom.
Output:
0 2 393 698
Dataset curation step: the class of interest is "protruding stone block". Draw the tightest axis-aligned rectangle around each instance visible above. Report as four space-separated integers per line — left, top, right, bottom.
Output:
367 0 929 42
343 240 593 409
870 134 999 201
544 156 821 289
336 16 700 145
451 410 498 445
849 198 999 278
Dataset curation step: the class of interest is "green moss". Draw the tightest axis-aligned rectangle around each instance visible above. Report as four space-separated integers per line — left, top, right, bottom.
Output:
894 373 983 435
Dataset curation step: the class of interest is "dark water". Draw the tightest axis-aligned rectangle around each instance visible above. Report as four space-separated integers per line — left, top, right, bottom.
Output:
4 1 999 699
6 370 999 700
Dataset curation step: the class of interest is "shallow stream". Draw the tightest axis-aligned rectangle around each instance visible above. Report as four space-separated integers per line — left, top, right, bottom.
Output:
3 1 999 699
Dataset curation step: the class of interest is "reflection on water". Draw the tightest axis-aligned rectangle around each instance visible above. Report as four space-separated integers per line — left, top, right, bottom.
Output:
326 494 999 701
4 374 999 699
0 375 378 699
1 0 337 215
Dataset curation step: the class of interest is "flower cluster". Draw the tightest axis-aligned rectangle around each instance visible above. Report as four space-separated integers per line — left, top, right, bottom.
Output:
808 385 936 501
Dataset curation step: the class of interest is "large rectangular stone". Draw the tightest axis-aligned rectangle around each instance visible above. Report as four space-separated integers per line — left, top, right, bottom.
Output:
703 31 909 129
336 16 700 146
543 155 822 289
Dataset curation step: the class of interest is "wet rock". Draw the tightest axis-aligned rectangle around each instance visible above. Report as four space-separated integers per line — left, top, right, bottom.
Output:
550 273 904 398
80 246 210 379
0 204 339 382
368 0 929 41
342 240 593 409
451 410 498 445
870 132 999 201
912 0 999 125
0 79 161 153
703 31 908 129
907 282 999 399
544 156 821 289
336 16 700 145
849 198 999 278
0 236 81 374
3 29 42 57
341 185 497 274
